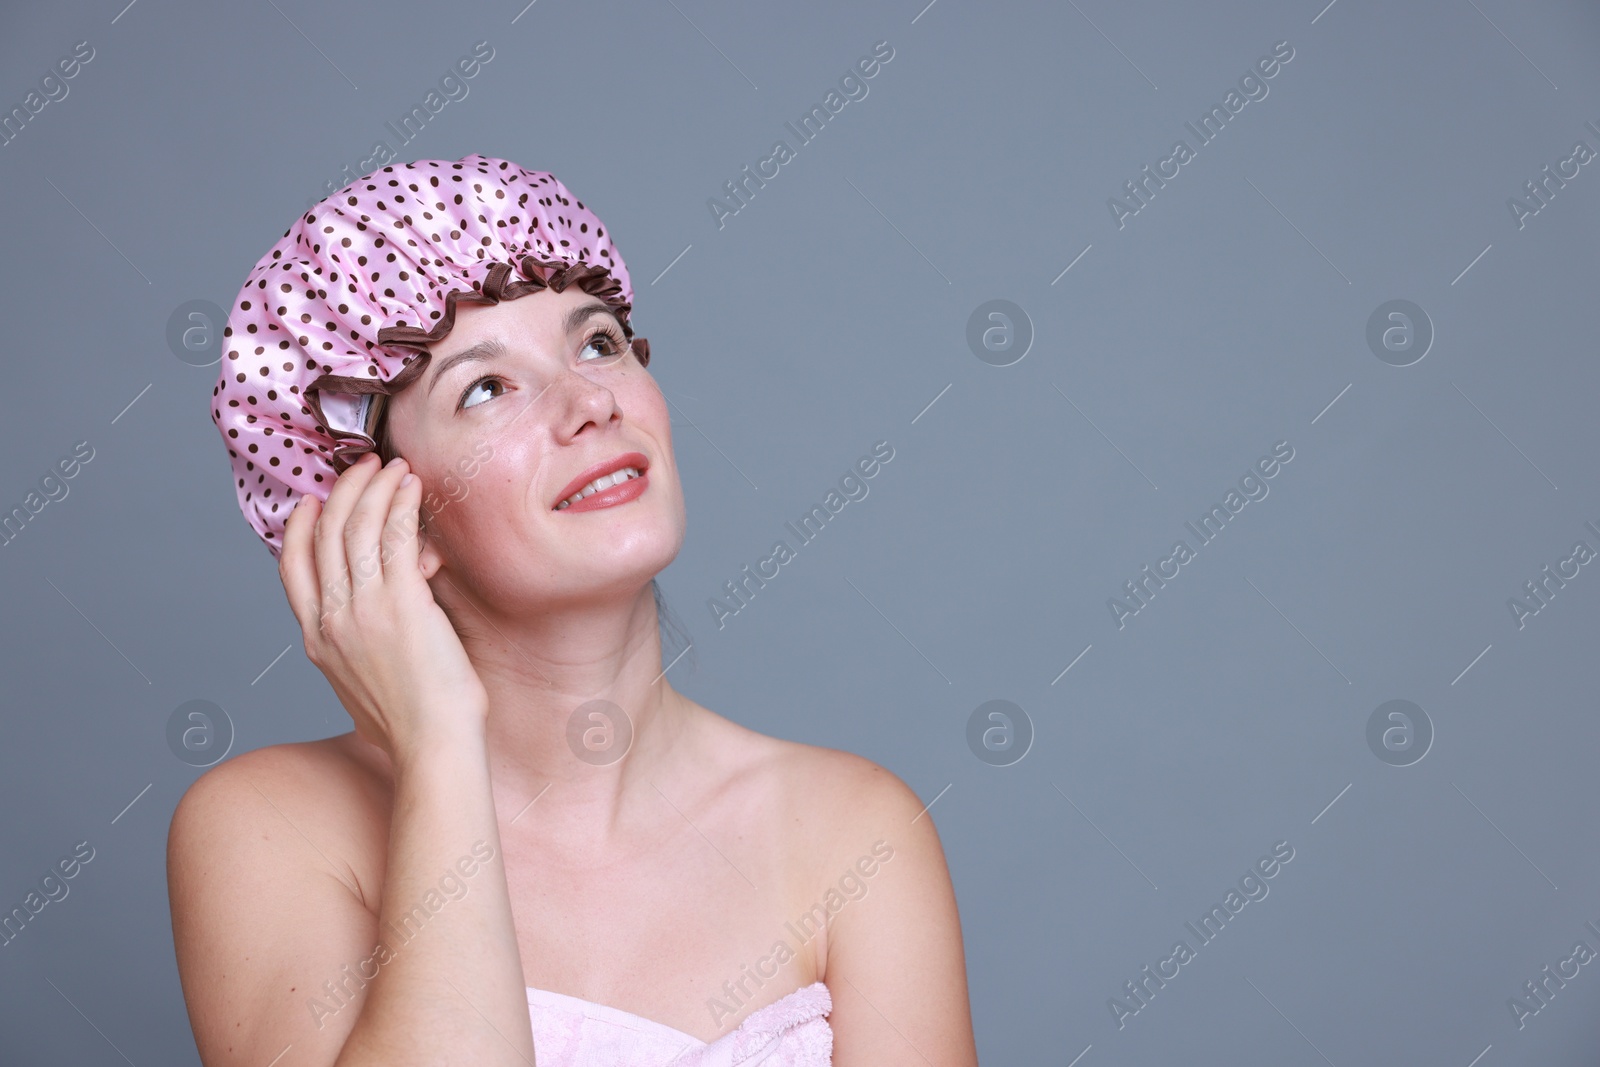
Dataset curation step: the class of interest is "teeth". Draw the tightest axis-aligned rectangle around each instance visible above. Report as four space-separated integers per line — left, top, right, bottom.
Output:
555 467 641 510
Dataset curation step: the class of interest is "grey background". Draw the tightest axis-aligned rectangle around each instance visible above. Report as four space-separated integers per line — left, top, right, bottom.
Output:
1 0 1597 1063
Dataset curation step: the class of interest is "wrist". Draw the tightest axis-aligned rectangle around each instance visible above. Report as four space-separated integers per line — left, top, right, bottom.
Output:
392 718 489 777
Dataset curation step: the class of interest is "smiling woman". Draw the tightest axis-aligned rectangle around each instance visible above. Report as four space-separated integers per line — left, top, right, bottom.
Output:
173 154 978 1067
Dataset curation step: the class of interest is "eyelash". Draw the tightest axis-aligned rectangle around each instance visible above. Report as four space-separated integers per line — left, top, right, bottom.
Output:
455 324 629 411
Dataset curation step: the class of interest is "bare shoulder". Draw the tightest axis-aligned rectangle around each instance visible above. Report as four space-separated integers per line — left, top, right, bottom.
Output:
701 719 973 1061
697 707 967 1042
171 735 369 832
168 734 385 905
789 742 930 845
166 737 399 1065
693 707 941 872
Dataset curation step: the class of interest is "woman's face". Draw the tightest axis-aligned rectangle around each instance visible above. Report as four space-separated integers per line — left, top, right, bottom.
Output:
381 285 685 608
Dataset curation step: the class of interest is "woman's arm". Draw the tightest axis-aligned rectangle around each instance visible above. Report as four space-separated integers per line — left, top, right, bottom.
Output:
168 738 533 1066
168 453 536 1066
821 765 979 1066
333 735 531 1065
168 746 386 1066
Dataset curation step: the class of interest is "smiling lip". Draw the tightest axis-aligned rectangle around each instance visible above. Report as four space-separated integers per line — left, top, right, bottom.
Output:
551 451 650 511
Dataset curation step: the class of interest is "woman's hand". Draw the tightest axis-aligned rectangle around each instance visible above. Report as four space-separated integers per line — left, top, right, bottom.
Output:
278 452 489 765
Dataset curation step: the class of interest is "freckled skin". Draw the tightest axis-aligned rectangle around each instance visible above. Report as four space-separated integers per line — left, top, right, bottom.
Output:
379 285 687 616
211 153 647 560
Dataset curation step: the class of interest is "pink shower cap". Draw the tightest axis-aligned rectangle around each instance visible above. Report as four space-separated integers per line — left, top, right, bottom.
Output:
211 153 650 557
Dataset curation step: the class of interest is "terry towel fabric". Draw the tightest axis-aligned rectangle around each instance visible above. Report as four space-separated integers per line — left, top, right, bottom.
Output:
524 980 833 1066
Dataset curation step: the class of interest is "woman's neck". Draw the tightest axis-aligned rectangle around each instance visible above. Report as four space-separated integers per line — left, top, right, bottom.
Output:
452 581 696 845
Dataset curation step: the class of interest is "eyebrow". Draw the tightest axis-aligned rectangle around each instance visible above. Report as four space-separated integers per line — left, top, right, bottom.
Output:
425 302 622 397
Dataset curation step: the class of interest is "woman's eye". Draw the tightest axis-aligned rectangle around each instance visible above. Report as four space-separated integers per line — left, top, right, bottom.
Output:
579 327 628 363
460 377 504 410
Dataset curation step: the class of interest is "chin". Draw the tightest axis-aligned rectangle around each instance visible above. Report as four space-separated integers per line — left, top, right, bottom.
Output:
534 524 684 594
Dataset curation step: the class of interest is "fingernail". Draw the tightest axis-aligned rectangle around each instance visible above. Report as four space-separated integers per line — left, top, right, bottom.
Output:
400 473 415 487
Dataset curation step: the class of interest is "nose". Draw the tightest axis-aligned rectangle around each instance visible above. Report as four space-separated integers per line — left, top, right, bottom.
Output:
551 365 621 442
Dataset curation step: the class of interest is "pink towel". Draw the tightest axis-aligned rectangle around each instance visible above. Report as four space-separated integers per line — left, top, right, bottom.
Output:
525 980 833 1066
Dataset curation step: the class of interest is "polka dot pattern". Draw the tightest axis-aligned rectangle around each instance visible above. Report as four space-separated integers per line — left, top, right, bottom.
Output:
210 154 650 557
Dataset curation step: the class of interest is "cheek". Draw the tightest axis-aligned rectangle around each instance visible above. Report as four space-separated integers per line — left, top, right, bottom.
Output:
621 375 672 435
415 454 492 526
419 473 524 562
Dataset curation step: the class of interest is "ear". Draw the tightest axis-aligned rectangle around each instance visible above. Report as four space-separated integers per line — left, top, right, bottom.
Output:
417 524 445 580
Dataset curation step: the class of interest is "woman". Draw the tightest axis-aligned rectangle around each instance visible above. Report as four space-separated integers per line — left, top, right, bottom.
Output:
168 154 978 1066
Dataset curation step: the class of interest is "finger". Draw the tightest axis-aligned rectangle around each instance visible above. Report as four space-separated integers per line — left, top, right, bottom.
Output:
278 493 324 637
344 457 411 589
380 470 425 581
314 452 383 611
